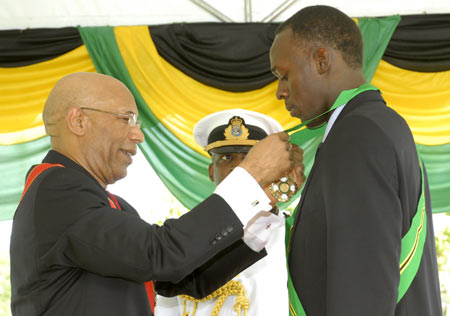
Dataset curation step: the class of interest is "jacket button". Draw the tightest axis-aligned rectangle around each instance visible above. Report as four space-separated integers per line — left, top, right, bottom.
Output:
216 233 223 241
211 239 217 245
226 225 234 233
221 229 228 237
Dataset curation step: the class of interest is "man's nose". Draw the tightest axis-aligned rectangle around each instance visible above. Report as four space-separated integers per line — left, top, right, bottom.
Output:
130 125 144 143
276 80 288 100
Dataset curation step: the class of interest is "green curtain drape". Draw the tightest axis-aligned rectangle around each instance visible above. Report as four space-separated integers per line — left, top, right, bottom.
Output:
417 143 450 213
359 15 401 81
0 137 50 220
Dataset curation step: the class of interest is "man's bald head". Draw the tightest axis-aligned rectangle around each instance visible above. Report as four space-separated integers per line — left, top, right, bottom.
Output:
43 72 132 137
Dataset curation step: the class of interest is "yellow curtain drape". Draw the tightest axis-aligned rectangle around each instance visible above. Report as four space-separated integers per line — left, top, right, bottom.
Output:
114 26 298 156
0 45 96 145
371 59 450 145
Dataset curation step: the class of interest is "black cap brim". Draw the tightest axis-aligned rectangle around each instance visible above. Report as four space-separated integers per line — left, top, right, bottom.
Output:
209 145 253 155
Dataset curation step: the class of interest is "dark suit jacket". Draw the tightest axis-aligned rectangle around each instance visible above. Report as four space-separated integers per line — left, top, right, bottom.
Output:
10 150 265 316
289 90 442 316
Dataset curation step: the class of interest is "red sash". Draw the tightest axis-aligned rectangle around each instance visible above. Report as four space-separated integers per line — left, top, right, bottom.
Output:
106 191 156 313
20 163 64 202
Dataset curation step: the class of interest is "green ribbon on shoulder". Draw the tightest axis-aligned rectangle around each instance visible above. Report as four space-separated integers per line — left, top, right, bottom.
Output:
397 158 427 302
285 84 427 315
285 82 378 134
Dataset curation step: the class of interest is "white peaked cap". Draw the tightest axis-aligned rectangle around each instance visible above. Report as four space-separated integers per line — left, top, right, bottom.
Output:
193 108 284 150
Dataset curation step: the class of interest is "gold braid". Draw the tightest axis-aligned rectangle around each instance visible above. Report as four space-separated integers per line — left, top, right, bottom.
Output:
179 280 249 316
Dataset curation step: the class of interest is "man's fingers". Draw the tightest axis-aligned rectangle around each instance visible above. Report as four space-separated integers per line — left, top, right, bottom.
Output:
239 132 303 187
290 144 303 155
277 131 290 142
291 152 303 165
290 145 303 164
290 163 306 189
289 144 294 162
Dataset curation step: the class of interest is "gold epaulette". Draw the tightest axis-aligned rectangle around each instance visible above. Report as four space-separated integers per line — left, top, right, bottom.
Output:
179 280 249 316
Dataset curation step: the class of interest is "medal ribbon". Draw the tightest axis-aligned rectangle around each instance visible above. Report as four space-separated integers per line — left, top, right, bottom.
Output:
284 82 378 134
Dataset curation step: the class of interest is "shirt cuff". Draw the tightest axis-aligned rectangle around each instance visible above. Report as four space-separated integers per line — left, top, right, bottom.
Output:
243 212 285 252
214 167 272 226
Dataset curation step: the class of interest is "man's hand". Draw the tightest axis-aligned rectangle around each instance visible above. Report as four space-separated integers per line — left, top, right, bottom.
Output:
263 159 305 205
289 155 306 191
239 132 304 188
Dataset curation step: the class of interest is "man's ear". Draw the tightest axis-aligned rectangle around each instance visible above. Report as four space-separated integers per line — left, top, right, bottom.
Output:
66 107 88 136
208 163 215 182
314 47 330 74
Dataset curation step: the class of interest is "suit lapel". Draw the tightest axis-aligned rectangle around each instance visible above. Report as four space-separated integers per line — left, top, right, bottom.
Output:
288 142 323 264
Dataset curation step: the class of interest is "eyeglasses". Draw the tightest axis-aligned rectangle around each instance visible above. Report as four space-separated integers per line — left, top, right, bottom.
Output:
80 107 141 127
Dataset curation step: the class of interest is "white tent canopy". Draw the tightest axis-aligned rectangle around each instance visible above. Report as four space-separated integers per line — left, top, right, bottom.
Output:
2 0 450 29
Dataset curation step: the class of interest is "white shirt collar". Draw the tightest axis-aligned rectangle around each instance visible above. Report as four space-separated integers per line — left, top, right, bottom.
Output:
322 103 347 142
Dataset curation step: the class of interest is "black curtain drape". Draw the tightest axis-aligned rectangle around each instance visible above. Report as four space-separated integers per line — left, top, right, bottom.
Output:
383 14 450 72
149 23 279 92
0 27 82 67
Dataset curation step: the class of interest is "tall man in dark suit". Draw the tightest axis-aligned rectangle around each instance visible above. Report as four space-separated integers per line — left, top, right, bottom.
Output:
10 72 304 316
269 5 442 316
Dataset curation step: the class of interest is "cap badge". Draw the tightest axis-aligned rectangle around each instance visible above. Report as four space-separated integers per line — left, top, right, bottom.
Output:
224 116 249 140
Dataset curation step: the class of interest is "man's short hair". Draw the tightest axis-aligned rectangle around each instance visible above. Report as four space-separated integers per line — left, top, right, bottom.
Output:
277 5 363 69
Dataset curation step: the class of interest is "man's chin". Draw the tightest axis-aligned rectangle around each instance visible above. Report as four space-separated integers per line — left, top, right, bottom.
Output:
288 110 302 120
109 168 128 185
305 117 327 129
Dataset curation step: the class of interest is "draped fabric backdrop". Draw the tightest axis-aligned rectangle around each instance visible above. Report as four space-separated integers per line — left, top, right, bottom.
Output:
1 14 449 220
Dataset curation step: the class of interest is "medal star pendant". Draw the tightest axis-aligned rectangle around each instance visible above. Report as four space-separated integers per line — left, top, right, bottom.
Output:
269 176 298 203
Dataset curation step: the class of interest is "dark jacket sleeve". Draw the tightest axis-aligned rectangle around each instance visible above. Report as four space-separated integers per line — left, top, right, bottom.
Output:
33 168 249 284
155 240 267 299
